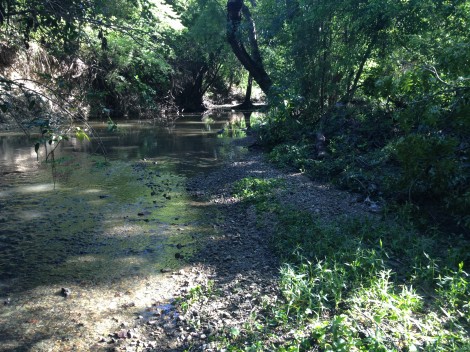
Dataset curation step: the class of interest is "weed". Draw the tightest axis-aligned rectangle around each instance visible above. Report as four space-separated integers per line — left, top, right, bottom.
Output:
204 172 470 351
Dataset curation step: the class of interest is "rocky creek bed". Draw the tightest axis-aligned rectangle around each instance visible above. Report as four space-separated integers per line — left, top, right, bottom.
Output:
101 137 375 352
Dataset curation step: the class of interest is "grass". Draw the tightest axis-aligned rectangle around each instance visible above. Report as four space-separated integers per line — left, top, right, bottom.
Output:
219 177 470 351
177 279 217 314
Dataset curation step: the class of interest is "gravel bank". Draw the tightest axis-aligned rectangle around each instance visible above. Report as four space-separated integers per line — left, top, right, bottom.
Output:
107 138 375 352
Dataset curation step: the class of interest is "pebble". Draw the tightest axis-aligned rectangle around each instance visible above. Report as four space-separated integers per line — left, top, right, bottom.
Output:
108 142 373 351
61 287 72 297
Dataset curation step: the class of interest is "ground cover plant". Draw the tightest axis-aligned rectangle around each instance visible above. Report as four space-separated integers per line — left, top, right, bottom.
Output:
196 177 470 351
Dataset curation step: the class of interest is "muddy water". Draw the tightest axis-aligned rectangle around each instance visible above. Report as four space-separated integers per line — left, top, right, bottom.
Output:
0 112 255 351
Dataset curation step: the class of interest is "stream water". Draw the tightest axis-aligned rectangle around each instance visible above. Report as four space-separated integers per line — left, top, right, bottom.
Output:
0 112 256 351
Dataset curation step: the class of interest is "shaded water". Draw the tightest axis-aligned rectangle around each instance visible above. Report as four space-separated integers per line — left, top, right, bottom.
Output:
0 112 256 351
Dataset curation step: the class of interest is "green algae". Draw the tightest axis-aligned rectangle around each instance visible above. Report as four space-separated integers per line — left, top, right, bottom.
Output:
0 115 246 351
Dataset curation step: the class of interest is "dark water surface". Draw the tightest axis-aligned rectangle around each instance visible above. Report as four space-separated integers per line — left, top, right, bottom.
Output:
0 112 254 351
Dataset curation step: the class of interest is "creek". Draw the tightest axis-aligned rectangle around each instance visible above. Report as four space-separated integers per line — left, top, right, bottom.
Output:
0 111 257 351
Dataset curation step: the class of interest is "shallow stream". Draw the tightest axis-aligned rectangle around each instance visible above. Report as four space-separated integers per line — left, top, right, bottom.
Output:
0 112 254 351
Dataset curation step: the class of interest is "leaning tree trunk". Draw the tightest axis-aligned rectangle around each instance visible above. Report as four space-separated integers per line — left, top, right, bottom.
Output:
238 73 254 108
226 0 272 95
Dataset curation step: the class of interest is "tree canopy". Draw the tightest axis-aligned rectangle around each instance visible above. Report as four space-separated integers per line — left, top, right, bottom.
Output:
0 0 469 227
1 0 469 349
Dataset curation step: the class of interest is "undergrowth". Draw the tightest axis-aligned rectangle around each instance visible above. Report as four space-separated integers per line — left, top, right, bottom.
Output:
259 104 469 234
216 177 470 351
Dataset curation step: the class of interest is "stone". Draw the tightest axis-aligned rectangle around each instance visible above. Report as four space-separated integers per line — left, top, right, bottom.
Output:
61 287 72 297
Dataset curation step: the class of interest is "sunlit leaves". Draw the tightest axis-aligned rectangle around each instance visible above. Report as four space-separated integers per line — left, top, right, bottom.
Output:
75 127 90 141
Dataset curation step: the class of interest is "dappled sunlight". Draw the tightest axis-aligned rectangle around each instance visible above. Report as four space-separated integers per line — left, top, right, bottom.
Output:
0 183 56 197
16 209 45 220
65 254 101 264
110 145 140 150
100 223 147 238
80 188 103 194
0 115 253 351
0 263 177 351
19 184 56 193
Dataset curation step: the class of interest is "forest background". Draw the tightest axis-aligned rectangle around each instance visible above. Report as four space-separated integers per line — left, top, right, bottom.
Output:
0 0 469 350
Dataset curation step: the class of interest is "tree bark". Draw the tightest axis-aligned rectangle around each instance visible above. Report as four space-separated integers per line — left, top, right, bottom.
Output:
242 74 253 107
344 33 378 102
226 0 272 94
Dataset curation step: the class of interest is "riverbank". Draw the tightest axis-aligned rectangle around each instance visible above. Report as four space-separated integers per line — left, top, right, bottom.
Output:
2 125 467 350
106 138 377 351
110 134 468 351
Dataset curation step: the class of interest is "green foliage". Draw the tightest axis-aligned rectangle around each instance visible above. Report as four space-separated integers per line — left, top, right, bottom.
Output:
176 280 216 313
269 143 313 173
223 179 470 350
0 0 188 122
232 177 284 205
245 0 470 231
394 134 459 196
75 127 90 141
436 262 470 320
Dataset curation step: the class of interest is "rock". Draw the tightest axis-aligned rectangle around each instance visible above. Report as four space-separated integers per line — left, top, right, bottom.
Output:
368 203 382 213
61 287 72 297
108 337 117 344
115 329 128 339
177 315 185 323
160 268 172 273
147 341 157 348
220 311 231 318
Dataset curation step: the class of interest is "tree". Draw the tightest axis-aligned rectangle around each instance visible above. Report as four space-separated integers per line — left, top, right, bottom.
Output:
171 0 235 111
226 0 271 94
0 0 184 122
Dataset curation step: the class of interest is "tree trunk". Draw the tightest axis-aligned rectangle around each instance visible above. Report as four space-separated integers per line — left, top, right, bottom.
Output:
344 32 379 103
175 64 207 112
242 73 253 107
226 0 272 94
243 111 252 129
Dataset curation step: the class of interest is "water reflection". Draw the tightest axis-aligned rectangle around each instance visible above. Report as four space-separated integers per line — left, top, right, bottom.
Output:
0 112 260 351
0 112 258 174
